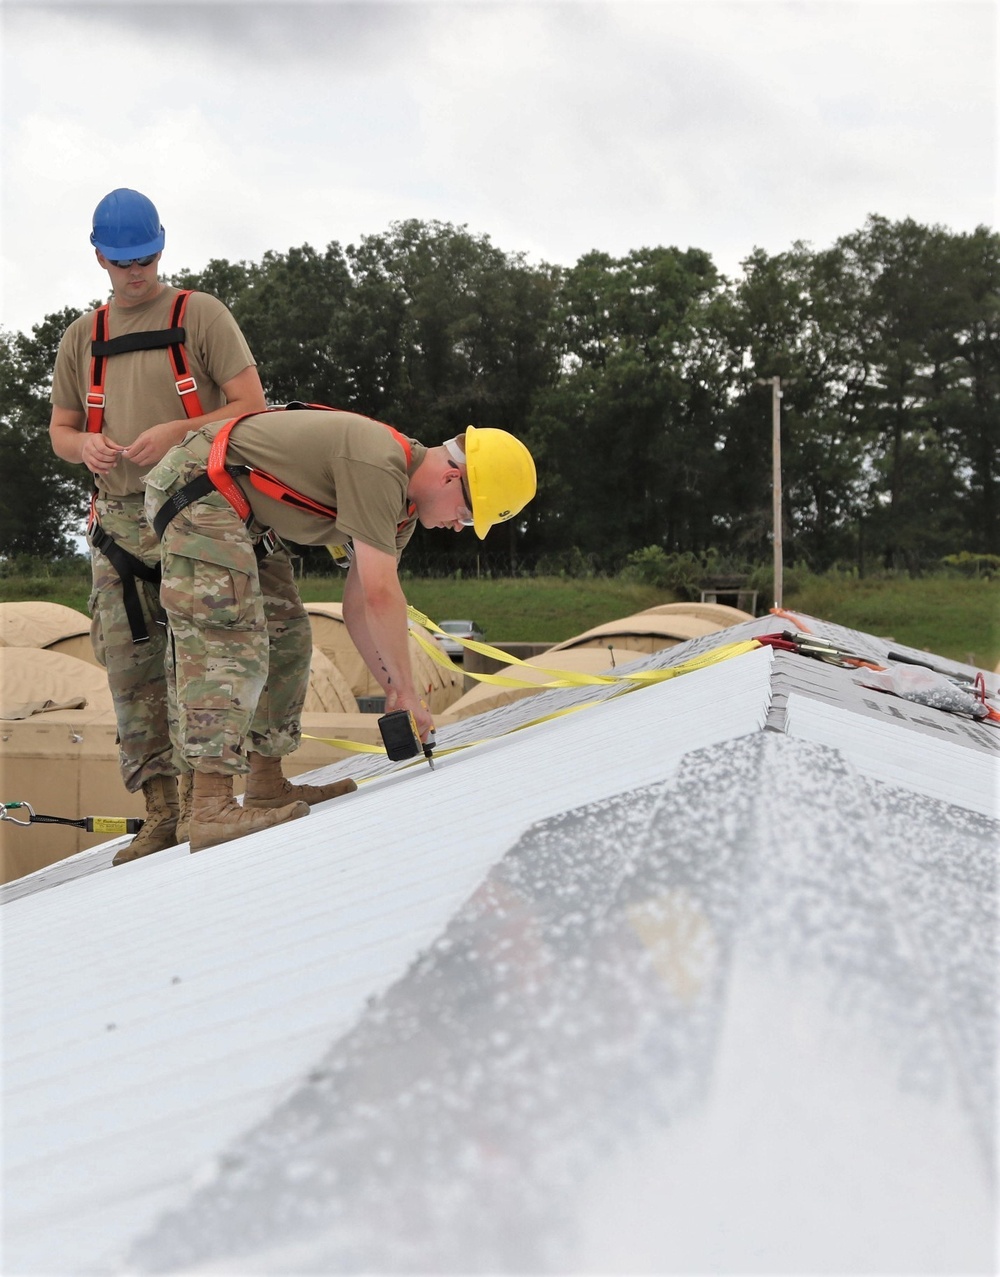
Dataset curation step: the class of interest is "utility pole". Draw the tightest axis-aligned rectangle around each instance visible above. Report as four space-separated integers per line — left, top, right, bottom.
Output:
757 375 785 608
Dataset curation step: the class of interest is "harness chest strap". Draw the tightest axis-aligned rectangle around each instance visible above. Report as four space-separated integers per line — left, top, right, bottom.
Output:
86 289 205 433
205 408 414 524
154 405 416 542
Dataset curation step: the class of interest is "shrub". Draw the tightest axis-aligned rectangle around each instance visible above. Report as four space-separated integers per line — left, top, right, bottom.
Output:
747 563 808 600
534 547 601 579
0 552 89 578
619 547 705 597
939 552 1000 579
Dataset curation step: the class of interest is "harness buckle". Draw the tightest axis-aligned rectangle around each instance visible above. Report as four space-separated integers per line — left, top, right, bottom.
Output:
258 528 278 558
175 376 199 397
86 391 106 409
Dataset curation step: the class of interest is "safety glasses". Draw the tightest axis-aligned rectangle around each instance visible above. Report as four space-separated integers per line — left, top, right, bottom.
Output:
457 470 474 527
107 254 158 268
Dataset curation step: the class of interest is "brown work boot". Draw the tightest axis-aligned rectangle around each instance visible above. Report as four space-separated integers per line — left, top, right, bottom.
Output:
176 771 194 845
112 775 179 865
189 771 309 853
243 752 358 810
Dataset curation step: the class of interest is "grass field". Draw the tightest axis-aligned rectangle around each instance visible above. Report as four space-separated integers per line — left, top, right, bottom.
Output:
2 565 997 668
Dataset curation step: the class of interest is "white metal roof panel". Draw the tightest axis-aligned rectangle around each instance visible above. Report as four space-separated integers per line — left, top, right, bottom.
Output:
125 733 997 1275
785 690 1000 817
2 616 996 1274
3 649 774 1273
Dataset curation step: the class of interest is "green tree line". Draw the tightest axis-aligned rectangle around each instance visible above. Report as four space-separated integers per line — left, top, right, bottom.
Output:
2 214 997 576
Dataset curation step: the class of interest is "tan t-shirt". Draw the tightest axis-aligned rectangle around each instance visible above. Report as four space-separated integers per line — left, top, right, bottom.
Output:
51 287 256 497
196 409 426 557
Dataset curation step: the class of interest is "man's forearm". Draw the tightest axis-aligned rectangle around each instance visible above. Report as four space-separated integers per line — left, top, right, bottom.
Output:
49 421 86 465
342 559 417 700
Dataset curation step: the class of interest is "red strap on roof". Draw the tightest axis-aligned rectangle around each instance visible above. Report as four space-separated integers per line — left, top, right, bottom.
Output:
753 632 800 653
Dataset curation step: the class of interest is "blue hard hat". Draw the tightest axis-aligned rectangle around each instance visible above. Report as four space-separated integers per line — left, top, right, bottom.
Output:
90 188 165 258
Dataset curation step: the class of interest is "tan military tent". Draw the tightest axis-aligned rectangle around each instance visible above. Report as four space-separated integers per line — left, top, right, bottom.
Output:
0 643 354 719
303 647 359 713
437 645 649 724
545 612 723 655
0 643 372 882
639 601 755 625
305 601 463 714
0 600 98 665
0 646 114 717
0 705 381 884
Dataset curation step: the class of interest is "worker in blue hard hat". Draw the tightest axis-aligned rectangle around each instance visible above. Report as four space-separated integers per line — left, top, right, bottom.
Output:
89 187 166 287
48 190 355 865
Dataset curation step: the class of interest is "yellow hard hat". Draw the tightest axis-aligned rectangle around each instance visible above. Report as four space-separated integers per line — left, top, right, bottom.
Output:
463 425 537 540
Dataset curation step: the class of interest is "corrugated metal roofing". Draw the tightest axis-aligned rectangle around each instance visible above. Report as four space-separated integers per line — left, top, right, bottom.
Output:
2 614 996 1274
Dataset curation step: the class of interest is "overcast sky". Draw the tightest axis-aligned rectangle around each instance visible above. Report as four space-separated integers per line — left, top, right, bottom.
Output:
1 0 996 337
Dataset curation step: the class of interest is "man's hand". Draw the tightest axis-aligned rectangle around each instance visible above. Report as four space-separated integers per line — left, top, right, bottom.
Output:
122 420 191 468
385 689 435 742
80 432 126 476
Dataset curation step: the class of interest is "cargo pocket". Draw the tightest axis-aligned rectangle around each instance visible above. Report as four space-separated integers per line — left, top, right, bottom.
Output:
159 495 264 635
88 587 107 668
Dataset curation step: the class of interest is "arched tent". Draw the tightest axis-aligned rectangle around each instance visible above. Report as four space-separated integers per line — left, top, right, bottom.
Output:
546 612 723 655
438 646 649 725
0 701 383 881
303 647 359 714
0 639 353 718
305 602 463 714
639 601 755 625
0 643 362 879
0 601 98 665
44 632 99 664
0 646 114 718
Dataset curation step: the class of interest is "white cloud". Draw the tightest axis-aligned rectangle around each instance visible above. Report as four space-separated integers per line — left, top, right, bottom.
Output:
1 0 995 334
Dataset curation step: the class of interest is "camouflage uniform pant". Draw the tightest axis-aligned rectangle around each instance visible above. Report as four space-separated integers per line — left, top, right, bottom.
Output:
88 493 174 792
143 441 312 776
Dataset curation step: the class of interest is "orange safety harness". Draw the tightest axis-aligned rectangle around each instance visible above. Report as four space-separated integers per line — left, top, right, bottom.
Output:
86 289 205 433
152 402 416 547
87 290 206 644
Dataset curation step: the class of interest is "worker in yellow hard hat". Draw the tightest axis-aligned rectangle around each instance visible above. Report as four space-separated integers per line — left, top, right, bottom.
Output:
441 425 537 539
145 404 537 851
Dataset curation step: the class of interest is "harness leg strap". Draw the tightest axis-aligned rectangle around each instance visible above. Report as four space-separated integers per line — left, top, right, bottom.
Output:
153 470 276 562
90 522 162 645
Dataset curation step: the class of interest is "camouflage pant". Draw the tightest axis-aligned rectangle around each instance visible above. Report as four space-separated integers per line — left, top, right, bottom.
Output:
88 494 174 792
143 442 312 777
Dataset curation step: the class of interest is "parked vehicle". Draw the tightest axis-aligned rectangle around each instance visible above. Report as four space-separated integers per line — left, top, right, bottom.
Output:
433 619 485 659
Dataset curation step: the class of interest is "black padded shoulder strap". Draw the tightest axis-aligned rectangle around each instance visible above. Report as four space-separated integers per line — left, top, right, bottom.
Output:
91 327 185 357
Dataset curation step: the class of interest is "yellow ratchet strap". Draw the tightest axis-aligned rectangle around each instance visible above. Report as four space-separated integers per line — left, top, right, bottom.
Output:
406 606 758 689
303 609 761 760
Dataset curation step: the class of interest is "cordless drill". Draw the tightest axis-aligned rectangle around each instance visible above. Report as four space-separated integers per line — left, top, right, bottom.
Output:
378 709 436 771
